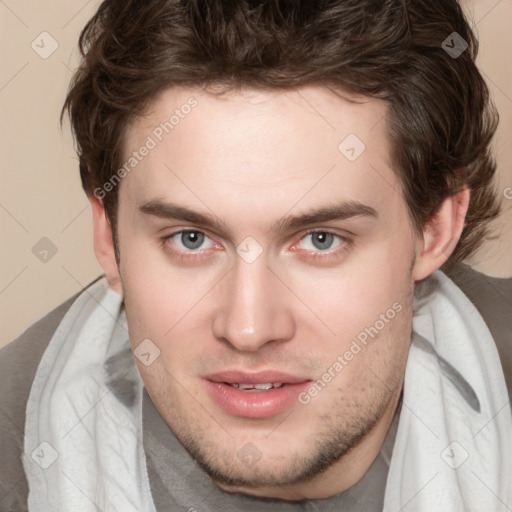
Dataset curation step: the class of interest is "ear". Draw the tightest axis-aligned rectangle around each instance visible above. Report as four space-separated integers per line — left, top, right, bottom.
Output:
88 194 123 295
412 188 470 281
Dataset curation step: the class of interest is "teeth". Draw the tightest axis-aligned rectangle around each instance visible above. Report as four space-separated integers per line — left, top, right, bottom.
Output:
230 383 284 390
254 383 274 390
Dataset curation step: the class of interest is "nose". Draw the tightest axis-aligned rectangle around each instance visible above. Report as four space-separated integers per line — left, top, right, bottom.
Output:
212 256 295 352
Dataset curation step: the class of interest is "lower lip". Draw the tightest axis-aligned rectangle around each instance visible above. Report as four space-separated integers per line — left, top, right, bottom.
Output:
204 381 311 418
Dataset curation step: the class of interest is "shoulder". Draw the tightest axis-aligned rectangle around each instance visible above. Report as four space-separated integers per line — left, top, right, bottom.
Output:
0 276 103 511
444 263 512 399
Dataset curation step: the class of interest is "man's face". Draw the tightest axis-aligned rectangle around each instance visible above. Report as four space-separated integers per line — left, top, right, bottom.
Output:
116 86 417 499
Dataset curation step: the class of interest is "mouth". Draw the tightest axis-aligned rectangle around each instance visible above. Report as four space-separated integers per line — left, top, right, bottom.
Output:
204 371 312 418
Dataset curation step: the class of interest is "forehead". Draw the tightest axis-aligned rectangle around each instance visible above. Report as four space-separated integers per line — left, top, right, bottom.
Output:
120 85 402 228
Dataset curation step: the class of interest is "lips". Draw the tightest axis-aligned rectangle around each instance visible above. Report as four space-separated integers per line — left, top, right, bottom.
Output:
204 370 312 418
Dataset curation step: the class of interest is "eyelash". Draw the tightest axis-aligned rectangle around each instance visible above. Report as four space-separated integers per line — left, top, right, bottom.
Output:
291 229 352 261
160 230 218 263
160 229 352 262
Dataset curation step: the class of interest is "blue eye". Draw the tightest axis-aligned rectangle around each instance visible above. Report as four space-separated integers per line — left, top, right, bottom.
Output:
171 230 212 251
299 232 343 251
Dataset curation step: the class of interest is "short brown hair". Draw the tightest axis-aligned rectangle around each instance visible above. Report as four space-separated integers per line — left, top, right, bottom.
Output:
62 0 501 263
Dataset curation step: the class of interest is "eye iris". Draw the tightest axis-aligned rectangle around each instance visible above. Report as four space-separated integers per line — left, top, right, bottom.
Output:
312 232 333 250
181 231 204 250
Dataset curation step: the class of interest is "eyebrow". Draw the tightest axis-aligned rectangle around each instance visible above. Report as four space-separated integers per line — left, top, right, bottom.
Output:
139 200 231 233
271 202 378 233
138 199 378 235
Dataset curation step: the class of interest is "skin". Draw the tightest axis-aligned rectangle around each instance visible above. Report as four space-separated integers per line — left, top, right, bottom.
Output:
89 85 469 500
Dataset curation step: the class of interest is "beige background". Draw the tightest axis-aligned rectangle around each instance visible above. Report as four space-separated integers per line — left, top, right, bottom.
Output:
1 0 511 347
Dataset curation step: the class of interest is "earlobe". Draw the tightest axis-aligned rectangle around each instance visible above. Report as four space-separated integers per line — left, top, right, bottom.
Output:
88 195 123 295
412 188 470 281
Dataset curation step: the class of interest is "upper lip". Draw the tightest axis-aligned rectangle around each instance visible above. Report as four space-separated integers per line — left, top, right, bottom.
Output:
205 370 310 385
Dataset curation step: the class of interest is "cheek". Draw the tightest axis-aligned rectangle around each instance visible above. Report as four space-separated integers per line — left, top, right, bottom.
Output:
119 234 205 325
339 233 413 321
309 296 412 409
119 245 224 373
282 242 413 342
122 272 201 345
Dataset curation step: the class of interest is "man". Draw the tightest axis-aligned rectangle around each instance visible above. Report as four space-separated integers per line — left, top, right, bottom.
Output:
1 0 511 511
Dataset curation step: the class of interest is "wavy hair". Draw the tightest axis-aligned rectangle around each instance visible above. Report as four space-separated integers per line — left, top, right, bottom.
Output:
62 0 501 263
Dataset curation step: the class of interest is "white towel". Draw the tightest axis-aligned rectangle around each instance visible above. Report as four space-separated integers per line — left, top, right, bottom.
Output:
23 272 512 511
23 278 156 512
384 272 512 511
